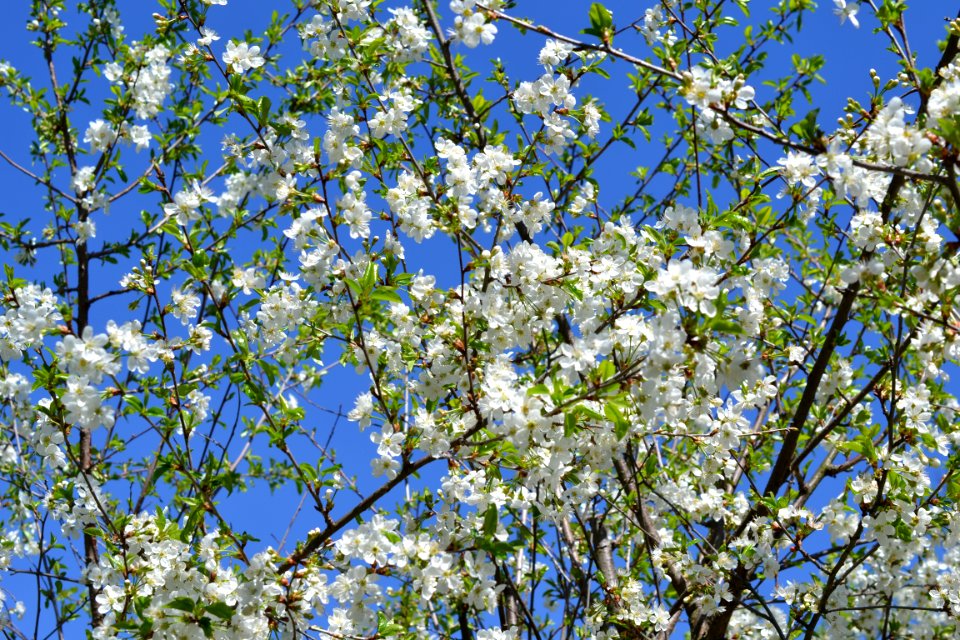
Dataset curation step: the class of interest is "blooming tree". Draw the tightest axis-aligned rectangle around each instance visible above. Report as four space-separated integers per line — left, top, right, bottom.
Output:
1 0 960 638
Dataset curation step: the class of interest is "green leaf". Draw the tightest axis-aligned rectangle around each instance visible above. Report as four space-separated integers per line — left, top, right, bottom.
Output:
378 611 405 637
198 616 214 638
574 403 604 422
370 288 403 304
564 411 579 438
893 518 912 542
605 401 630 440
589 3 613 31
845 429 878 464
584 2 614 40
483 505 498 536
167 596 196 613
710 318 742 335
875 0 905 28
205 601 236 619
789 108 821 145
231 92 257 115
937 115 960 148
345 278 362 296
256 96 271 127
360 262 377 293
527 383 551 397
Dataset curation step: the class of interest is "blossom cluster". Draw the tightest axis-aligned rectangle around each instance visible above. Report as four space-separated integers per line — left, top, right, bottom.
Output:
2 1 960 639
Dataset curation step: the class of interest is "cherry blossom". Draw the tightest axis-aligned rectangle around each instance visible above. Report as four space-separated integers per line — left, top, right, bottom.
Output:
1 1 959 639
